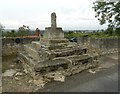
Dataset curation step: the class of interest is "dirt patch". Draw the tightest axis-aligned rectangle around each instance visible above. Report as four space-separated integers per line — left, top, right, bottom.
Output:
2 55 40 92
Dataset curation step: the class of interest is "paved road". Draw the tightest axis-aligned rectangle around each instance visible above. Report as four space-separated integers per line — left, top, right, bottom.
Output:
38 53 118 92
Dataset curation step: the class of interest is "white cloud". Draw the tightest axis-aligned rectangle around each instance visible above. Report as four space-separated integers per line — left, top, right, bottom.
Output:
0 0 108 30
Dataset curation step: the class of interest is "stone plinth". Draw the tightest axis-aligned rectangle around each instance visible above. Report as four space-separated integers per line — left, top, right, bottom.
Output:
44 27 64 39
41 27 68 46
40 38 69 49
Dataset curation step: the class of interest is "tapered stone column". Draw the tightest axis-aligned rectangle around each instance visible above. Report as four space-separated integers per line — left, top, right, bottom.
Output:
51 12 57 28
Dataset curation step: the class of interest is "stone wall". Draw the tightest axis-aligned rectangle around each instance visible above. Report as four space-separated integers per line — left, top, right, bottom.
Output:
77 37 119 52
2 44 21 56
2 37 39 46
2 37 39 56
2 37 119 56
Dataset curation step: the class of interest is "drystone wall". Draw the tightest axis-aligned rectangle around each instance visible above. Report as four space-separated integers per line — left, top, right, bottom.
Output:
2 37 39 56
2 44 22 56
77 37 119 53
2 37 39 46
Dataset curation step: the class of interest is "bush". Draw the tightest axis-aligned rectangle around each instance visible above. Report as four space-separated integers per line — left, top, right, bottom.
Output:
115 28 120 36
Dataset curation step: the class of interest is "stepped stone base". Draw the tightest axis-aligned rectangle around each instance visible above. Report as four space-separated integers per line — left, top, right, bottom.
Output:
18 43 99 77
40 38 69 46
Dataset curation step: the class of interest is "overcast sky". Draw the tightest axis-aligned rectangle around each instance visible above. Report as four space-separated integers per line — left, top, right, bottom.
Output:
0 0 108 30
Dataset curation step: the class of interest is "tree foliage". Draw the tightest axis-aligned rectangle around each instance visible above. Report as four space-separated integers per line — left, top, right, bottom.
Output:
0 24 4 37
0 24 4 32
18 25 30 36
93 0 120 29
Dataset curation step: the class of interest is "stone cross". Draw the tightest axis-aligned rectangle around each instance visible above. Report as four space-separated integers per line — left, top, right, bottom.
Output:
51 12 57 28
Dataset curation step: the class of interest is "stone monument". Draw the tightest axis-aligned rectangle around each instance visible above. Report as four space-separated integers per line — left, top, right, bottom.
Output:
40 12 68 47
18 12 98 80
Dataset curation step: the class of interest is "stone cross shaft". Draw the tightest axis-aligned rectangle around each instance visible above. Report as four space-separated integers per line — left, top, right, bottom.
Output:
51 12 57 28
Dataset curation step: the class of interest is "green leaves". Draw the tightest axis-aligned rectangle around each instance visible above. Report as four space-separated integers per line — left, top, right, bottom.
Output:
93 0 120 29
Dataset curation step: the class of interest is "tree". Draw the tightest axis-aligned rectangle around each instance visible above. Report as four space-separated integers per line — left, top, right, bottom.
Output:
93 0 120 30
11 30 15 33
104 27 113 35
115 28 120 35
11 30 16 37
0 24 4 31
0 24 5 37
18 25 30 36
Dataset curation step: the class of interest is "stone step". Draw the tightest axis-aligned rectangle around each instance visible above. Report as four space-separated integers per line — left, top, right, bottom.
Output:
34 54 92 73
31 41 41 51
53 46 86 52
24 45 40 61
41 45 65 50
35 58 69 69
17 52 36 76
35 46 87 60
67 54 92 64
40 38 69 45
51 47 87 57
34 59 69 73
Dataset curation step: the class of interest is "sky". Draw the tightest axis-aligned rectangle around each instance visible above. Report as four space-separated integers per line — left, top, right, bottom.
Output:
0 0 108 30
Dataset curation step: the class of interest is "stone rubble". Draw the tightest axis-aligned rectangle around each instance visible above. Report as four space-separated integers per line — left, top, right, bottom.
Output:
44 72 65 82
2 69 17 77
88 69 96 74
15 72 23 76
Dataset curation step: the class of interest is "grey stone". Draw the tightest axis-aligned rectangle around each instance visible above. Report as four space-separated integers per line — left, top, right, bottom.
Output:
24 45 40 61
18 12 99 79
51 12 57 28
41 12 68 46
2 69 17 77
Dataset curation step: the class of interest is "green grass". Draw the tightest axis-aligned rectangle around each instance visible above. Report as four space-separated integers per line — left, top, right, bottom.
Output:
65 32 119 38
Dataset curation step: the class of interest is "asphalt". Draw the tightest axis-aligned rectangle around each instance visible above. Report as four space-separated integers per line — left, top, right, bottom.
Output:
38 53 118 92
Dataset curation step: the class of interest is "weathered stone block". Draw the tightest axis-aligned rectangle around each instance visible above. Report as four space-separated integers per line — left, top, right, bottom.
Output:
24 45 40 61
17 53 36 76
34 58 70 73
44 27 64 39
40 38 68 46
31 41 41 50
53 47 87 57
